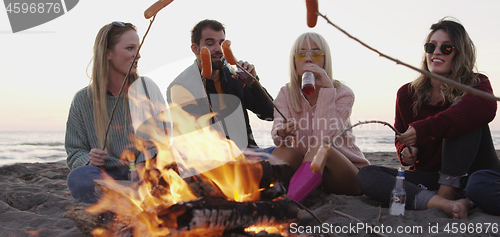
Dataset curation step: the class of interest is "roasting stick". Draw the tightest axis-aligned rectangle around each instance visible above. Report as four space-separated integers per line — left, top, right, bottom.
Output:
102 17 155 150
315 12 500 102
292 199 389 237
234 63 288 122
308 120 411 176
221 40 288 122
332 120 412 154
102 0 173 150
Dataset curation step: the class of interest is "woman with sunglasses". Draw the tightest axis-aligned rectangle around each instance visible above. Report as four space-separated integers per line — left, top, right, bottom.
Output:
65 22 157 204
357 18 500 219
271 32 369 202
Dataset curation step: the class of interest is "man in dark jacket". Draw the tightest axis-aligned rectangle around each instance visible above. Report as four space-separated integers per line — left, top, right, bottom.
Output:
167 19 274 150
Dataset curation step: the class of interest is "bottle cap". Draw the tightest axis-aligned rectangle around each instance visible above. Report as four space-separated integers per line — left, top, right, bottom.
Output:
397 166 404 177
222 58 238 76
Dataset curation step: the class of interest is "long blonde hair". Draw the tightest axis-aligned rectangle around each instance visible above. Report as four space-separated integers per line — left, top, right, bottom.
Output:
410 17 478 116
287 32 341 112
88 22 138 149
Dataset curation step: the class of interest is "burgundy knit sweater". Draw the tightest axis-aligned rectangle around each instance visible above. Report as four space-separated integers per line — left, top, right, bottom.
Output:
394 74 497 171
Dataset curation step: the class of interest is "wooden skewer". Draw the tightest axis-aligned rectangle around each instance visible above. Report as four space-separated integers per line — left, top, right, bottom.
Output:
102 16 156 150
332 120 412 156
317 12 500 102
235 63 288 122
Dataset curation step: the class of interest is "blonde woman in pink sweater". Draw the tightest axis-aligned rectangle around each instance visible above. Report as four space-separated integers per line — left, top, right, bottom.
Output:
271 32 369 201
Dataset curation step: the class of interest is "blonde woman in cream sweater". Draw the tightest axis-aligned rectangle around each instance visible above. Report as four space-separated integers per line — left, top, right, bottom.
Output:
271 32 368 200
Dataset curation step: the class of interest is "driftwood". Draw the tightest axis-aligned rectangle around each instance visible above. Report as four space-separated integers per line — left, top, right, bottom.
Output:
63 204 93 236
63 203 104 237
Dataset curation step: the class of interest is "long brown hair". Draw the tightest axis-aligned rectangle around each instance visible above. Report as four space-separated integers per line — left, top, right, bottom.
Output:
410 17 478 116
88 22 138 149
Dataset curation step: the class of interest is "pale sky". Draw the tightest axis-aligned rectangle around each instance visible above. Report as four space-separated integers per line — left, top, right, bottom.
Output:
1 0 499 133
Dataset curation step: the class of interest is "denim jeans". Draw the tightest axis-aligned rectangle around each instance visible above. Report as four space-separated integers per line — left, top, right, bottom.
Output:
67 165 129 204
466 169 500 216
244 146 276 159
358 125 500 210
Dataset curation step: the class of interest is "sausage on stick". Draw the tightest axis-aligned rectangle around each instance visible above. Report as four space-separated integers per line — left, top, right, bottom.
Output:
200 46 212 78
221 39 289 122
306 0 319 28
144 0 174 19
310 145 330 173
221 40 238 65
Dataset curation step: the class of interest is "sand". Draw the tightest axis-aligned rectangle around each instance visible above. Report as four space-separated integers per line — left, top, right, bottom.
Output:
1 152 499 237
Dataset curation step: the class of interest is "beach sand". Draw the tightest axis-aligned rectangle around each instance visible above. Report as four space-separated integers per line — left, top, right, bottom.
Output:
1 152 499 237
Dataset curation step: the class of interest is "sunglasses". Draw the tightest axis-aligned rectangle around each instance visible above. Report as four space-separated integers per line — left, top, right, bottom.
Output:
424 42 454 55
295 50 324 62
112 21 126 27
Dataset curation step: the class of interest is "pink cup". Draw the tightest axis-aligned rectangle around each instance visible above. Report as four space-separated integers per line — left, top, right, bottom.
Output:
287 161 323 203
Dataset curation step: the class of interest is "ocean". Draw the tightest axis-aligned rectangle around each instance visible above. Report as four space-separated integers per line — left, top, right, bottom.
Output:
2 130 500 167
0 131 66 167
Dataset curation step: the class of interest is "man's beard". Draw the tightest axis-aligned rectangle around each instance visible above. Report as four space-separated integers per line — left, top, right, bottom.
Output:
212 60 224 70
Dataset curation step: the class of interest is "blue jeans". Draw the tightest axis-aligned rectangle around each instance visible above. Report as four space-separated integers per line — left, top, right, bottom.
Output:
244 146 276 159
67 165 129 204
466 169 500 216
358 125 500 210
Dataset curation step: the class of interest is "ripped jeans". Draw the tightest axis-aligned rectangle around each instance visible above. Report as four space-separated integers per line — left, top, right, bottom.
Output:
357 125 500 210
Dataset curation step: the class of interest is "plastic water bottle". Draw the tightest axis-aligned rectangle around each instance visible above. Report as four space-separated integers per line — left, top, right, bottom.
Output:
129 162 140 182
301 72 315 95
389 166 406 216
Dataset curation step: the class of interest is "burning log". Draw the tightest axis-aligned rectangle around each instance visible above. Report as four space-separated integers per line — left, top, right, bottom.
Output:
64 156 295 236
149 197 299 233
65 197 298 236
90 155 291 207
255 154 293 191
184 174 226 198
151 156 292 200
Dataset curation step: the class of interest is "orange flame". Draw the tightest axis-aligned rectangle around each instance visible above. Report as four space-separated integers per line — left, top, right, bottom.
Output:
245 225 285 235
87 100 273 235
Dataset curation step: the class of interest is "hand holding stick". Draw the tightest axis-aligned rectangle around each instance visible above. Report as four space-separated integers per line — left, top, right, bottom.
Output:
221 40 288 122
332 120 412 155
234 63 288 122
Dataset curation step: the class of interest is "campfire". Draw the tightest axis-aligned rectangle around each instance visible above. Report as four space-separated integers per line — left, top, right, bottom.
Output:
64 102 298 237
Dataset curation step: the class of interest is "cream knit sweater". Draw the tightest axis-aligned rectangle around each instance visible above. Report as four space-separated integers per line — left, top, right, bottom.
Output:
65 87 156 171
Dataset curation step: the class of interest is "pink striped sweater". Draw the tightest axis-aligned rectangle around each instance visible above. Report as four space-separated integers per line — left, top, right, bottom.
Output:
271 84 369 168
